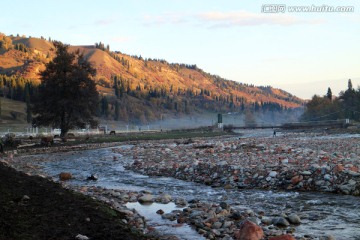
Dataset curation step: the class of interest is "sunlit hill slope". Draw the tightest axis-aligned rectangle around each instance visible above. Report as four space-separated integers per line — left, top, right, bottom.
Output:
0 33 304 124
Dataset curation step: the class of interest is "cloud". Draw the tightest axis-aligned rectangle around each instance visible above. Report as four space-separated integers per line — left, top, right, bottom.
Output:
111 36 133 43
196 11 324 27
143 10 324 27
95 18 116 25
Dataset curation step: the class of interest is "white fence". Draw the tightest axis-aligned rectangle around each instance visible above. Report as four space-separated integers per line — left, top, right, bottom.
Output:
0 125 163 138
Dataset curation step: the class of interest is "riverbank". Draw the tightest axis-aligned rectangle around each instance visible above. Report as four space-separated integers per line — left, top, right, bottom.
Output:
0 161 154 240
1 130 359 239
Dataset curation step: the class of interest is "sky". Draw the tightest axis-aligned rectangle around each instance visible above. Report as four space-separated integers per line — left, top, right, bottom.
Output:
1 0 359 99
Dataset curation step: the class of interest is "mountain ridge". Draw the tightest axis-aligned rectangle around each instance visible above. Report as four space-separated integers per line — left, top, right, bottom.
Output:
0 33 304 124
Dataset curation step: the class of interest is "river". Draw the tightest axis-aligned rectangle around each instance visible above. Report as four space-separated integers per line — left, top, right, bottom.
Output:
35 142 360 239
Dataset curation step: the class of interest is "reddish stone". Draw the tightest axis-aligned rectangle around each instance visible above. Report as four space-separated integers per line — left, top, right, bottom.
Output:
244 178 252 184
204 222 212 228
59 172 72 181
333 164 344 173
350 166 359 172
291 175 303 185
269 234 296 240
234 220 263 240
177 217 186 223
172 223 184 227
321 156 329 161
233 175 239 182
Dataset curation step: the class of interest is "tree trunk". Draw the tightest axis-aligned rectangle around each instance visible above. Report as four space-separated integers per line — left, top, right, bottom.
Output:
60 128 68 138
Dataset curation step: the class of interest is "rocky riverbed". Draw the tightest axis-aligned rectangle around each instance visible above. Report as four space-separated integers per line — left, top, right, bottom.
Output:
121 133 360 196
1 131 360 239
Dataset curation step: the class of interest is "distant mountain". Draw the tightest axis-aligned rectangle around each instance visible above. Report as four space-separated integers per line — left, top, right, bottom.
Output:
0 33 304 124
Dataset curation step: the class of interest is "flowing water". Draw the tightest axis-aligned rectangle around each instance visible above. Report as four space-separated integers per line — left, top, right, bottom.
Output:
38 145 360 239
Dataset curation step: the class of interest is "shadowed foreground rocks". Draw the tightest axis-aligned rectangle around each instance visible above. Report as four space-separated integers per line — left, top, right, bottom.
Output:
0 162 154 240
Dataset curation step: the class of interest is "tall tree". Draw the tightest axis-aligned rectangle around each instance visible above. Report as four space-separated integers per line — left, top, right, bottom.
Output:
326 87 332 100
348 79 353 91
114 101 120 121
32 42 99 137
25 83 32 123
101 96 109 118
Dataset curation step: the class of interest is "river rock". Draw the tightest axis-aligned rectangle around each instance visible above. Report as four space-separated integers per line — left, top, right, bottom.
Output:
87 174 98 181
22 195 30 201
138 194 154 203
212 221 222 229
247 217 260 225
339 184 354 195
75 234 90 240
291 175 303 185
324 174 332 181
175 198 188 206
281 159 289 164
223 221 233 228
59 172 72 181
272 217 290 227
319 234 336 240
348 179 357 186
211 229 221 237
287 214 301 224
230 211 243 220
269 235 296 240
261 216 272 225
156 209 164 215
156 194 172 203
189 210 203 218
301 171 312 176
269 171 278 178
162 213 176 221
220 202 230 210
234 220 263 240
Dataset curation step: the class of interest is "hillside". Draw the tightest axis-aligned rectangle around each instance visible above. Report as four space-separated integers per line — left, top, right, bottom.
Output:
0 33 304 124
0 97 27 125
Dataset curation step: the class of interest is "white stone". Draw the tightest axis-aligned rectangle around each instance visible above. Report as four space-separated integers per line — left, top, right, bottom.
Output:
324 174 332 181
301 171 312 176
138 194 154 203
281 159 289 164
269 171 277 178
75 234 90 240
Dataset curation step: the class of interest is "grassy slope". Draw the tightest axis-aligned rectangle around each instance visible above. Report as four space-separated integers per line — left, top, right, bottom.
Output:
75 46 302 108
0 98 26 124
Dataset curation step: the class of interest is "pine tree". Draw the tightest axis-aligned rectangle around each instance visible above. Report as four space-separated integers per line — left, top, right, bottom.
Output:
326 87 332 100
348 79 353 91
25 83 32 123
114 101 120 121
101 96 109 117
32 42 99 137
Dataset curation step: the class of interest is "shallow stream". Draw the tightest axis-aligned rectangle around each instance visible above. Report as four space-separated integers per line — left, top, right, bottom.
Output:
37 145 360 239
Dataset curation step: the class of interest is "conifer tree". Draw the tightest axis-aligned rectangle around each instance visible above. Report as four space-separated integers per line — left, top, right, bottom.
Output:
32 42 99 137
326 87 332 100
114 101 120 121
25 83 32 123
